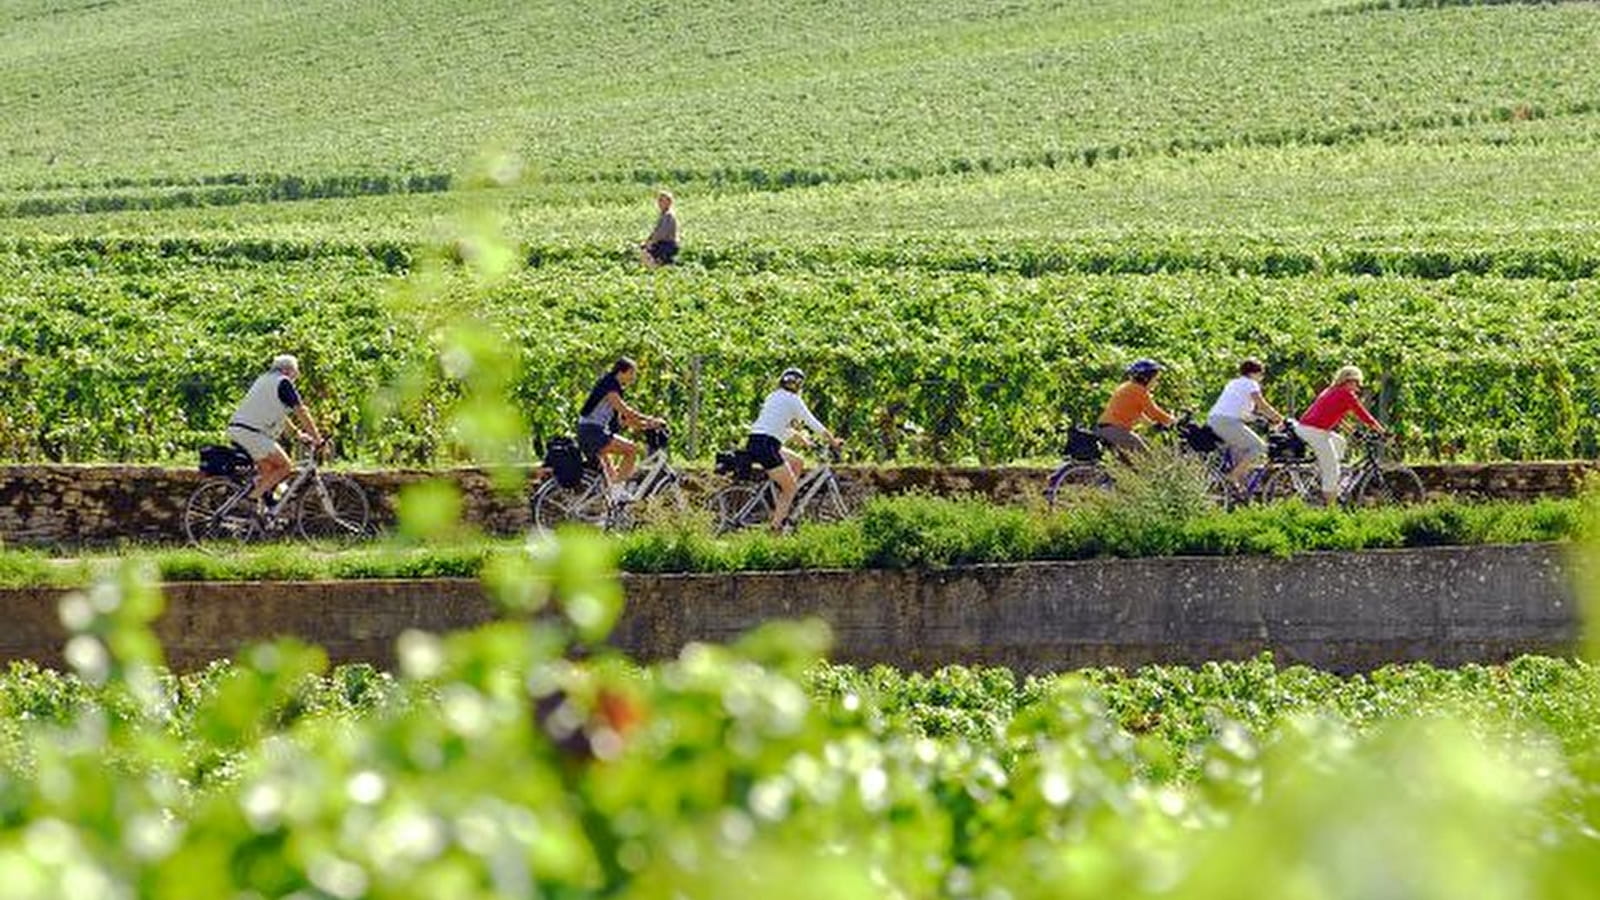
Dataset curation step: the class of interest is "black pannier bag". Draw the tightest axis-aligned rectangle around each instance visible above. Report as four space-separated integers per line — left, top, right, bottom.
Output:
1063 426 1104 462
715 449 763 482
198 444 253 477
1180 421 1222 453
542 436 586 489
1268 426 1310 462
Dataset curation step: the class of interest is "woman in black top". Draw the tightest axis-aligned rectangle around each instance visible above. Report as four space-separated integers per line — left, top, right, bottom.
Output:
577 358 664 496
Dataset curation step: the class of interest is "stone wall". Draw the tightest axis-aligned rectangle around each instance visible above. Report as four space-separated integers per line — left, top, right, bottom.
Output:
0 460 1593 546
0 544 1579 672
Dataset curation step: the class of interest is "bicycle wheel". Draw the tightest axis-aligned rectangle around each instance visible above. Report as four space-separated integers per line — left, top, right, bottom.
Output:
631 471 689 519
532 473 608 531
708 484 772 534
1350 466 1427 508
297 474 372 545
1258 465 1318 504
1045 463 1112 507
1203 464 1235 509
183 479 259 548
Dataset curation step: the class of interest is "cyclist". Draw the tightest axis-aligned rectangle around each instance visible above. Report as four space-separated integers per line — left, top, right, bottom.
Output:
577 357 665 499
1095 359 1176 461
1207 358 1286 492
1292 364 1388 506
747 367 841 533
226 355 323 515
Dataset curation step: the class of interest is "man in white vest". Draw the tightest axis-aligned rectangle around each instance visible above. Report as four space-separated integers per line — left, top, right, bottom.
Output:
226 355 323 512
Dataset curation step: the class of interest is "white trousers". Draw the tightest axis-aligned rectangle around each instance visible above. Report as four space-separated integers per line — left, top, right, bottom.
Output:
1293 423 1346 495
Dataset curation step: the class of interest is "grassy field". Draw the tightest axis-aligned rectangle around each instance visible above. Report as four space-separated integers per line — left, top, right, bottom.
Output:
5 0 1597 186
2 0 1598 468
2 493 1589 586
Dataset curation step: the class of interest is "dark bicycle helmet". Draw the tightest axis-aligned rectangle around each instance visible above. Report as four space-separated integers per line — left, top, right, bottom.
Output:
779 367 805 386
1125 358 1164 379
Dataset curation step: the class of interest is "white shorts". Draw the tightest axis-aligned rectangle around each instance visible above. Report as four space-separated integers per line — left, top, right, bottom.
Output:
226 425 281 462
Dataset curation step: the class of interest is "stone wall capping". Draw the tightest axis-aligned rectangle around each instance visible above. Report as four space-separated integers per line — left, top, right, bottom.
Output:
0 543 1579 673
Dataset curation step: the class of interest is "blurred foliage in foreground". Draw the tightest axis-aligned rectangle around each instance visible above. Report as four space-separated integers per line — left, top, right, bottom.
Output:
0 543 1597 898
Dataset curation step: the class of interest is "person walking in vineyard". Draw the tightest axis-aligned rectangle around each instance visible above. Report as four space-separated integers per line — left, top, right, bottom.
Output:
226 355 323 515
1208 358 1286 492
577 357 666 500
747 367 842 533
639 190 678 267
1095 359 1176 461
1293 365 1387 506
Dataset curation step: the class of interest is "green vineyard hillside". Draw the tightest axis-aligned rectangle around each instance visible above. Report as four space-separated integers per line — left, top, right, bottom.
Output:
1 0 1598 463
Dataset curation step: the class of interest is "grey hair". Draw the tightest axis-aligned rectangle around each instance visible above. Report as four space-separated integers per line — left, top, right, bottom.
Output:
271 354 300 374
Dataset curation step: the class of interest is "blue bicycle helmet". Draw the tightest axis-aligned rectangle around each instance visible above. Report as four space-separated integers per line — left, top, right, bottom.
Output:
1125 358 1164 379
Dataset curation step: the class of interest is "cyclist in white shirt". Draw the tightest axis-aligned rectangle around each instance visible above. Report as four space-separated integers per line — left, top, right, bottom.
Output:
227 355 323 513
1206 358 1285 491
747 367 841 533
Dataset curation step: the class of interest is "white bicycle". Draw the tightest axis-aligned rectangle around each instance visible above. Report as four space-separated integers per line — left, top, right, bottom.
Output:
184 442 371 548
707 443 850 533
530 428 686 531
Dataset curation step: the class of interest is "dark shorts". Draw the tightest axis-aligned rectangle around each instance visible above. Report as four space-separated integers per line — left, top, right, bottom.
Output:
746 434 785 471
577 423 612 460
646 240 678 265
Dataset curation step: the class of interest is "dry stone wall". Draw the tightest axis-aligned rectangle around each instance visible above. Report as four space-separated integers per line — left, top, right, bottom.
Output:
0 461 1593 546
0 544 1577 672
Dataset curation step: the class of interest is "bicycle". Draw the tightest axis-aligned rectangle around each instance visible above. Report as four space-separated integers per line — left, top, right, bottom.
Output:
1338 431 1426 507
1202 421 1320 508
184 441 371 547
530 428 685 532
1255 429 1425 507
1045 425 1113 506
707 443 850 533
1045 415 1210 507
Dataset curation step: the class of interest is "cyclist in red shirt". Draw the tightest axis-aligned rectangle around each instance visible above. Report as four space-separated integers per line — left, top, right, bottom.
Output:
1292 365 1387 506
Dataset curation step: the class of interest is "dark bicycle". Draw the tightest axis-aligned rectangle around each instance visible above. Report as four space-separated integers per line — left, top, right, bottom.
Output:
1046 415 1217 506
1338 432 1426 506
1201 421 1320 508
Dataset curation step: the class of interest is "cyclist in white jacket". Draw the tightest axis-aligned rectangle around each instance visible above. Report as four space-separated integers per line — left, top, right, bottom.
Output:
227 355 323 513
746 367 841 532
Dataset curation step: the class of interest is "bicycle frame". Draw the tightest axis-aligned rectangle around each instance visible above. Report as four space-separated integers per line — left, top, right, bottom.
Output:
728 454 841 526
626 445 679 503
1339 436 1390 500
212 453 323 520
531 438 682 532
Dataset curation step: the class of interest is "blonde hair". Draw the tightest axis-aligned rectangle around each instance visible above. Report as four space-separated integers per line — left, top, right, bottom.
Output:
656 190 674 205
1332 365 1364 386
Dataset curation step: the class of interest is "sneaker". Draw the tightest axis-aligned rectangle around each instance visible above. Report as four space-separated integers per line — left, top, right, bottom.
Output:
255 493 281 519
609 484 632 503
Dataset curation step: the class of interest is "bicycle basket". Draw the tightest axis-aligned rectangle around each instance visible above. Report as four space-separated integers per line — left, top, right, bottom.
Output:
198 444 253 477
644 427 670 456
1064 427 1104 462
542 436 586 489
1180 422 1222 453
715 449 764 482
1267 428 1310 462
